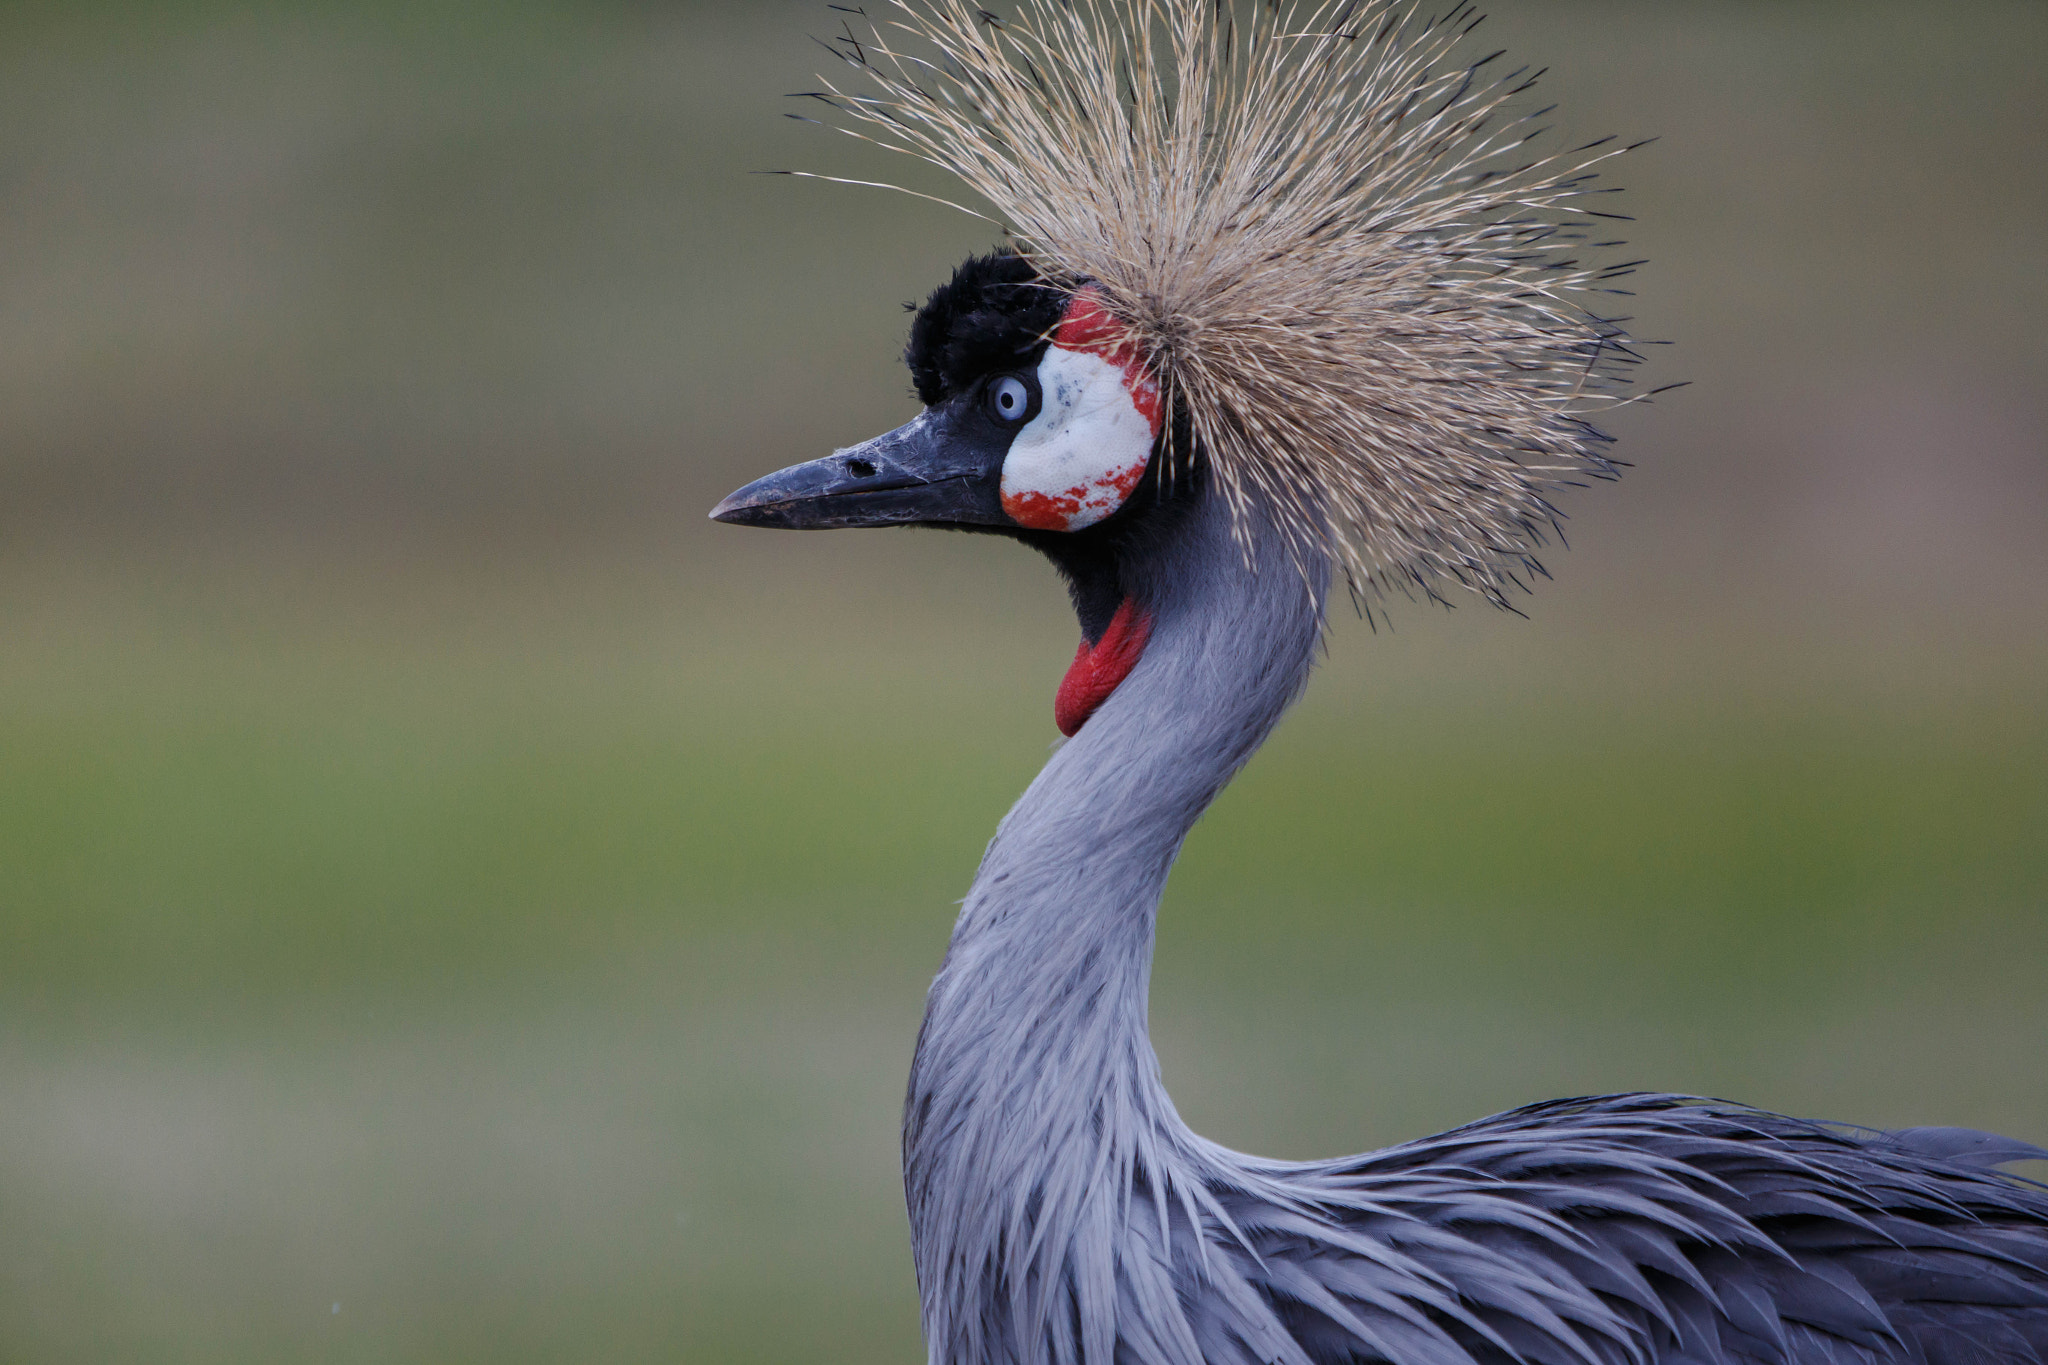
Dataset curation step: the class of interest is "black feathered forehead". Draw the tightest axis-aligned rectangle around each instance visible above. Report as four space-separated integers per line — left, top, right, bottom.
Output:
906 251 1070 407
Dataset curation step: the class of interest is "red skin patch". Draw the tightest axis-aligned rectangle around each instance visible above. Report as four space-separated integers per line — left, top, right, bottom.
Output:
1005 487 1088 528
1054 292 1164 435
1003 449 1149 531
1054 597 1153 737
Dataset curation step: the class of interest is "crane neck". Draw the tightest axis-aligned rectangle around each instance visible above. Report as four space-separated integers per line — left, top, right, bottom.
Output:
904 485 1327 1365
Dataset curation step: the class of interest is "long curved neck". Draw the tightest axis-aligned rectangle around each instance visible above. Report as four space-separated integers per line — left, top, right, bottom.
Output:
905 489 1327 1365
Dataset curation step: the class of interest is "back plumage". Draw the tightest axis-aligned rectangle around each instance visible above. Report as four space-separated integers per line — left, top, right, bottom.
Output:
1180 1095 2048 1365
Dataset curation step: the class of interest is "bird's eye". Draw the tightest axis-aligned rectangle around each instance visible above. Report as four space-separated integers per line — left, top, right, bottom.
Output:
987 375 1032 424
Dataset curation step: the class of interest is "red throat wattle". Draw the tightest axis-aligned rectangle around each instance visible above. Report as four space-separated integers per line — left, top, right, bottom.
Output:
1054 598 1153 738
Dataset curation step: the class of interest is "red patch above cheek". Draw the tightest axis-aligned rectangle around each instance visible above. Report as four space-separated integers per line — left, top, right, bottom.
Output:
1054 598 1153 737
1055 293 1163 437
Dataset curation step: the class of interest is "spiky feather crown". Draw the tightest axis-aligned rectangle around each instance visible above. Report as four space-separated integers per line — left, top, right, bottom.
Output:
798 0 1646 605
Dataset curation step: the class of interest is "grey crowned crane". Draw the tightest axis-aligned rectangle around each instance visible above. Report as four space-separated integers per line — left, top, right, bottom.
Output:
711 3 2048 1362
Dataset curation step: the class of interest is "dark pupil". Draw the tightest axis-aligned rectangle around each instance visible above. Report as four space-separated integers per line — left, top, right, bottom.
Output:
1000 387 1017 412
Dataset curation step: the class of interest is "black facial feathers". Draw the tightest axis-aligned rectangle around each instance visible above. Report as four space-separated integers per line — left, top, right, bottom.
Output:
906 251 1069 406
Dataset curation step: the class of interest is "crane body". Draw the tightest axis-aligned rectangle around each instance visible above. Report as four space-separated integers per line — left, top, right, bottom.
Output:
712 3 2048 1360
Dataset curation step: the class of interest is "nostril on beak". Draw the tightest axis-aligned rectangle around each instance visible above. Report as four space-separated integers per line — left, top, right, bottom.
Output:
847 458 877 479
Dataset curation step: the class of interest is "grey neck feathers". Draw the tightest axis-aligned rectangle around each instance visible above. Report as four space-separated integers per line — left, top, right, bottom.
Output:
904 488 1328 1365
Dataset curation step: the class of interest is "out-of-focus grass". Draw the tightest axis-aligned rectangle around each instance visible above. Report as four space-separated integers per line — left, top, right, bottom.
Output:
4 549 2040 1006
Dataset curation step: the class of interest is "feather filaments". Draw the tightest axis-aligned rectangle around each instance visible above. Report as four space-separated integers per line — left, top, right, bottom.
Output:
799 0 1650 606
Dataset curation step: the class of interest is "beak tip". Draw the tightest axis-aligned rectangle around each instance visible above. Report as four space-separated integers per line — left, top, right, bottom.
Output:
709 489 767 526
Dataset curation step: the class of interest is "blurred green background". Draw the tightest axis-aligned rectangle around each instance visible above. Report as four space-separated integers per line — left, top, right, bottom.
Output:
1 1 2044 1360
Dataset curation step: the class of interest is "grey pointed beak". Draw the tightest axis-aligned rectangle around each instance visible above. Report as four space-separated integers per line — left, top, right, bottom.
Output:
710 407 1010 531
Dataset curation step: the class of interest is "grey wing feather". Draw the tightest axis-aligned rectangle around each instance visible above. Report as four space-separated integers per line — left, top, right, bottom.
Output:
1187 1094 2048 1365
1877 1128 2048 1171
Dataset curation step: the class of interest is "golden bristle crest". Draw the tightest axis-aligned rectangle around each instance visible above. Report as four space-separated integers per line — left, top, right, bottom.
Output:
799 0 1648 605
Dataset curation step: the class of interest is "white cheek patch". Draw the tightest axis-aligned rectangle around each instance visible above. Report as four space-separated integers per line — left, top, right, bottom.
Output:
1000 346 1158 532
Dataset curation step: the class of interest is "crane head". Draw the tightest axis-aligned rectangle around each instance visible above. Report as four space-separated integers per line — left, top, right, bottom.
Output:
712 251 1184 735
713 252 1169 538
